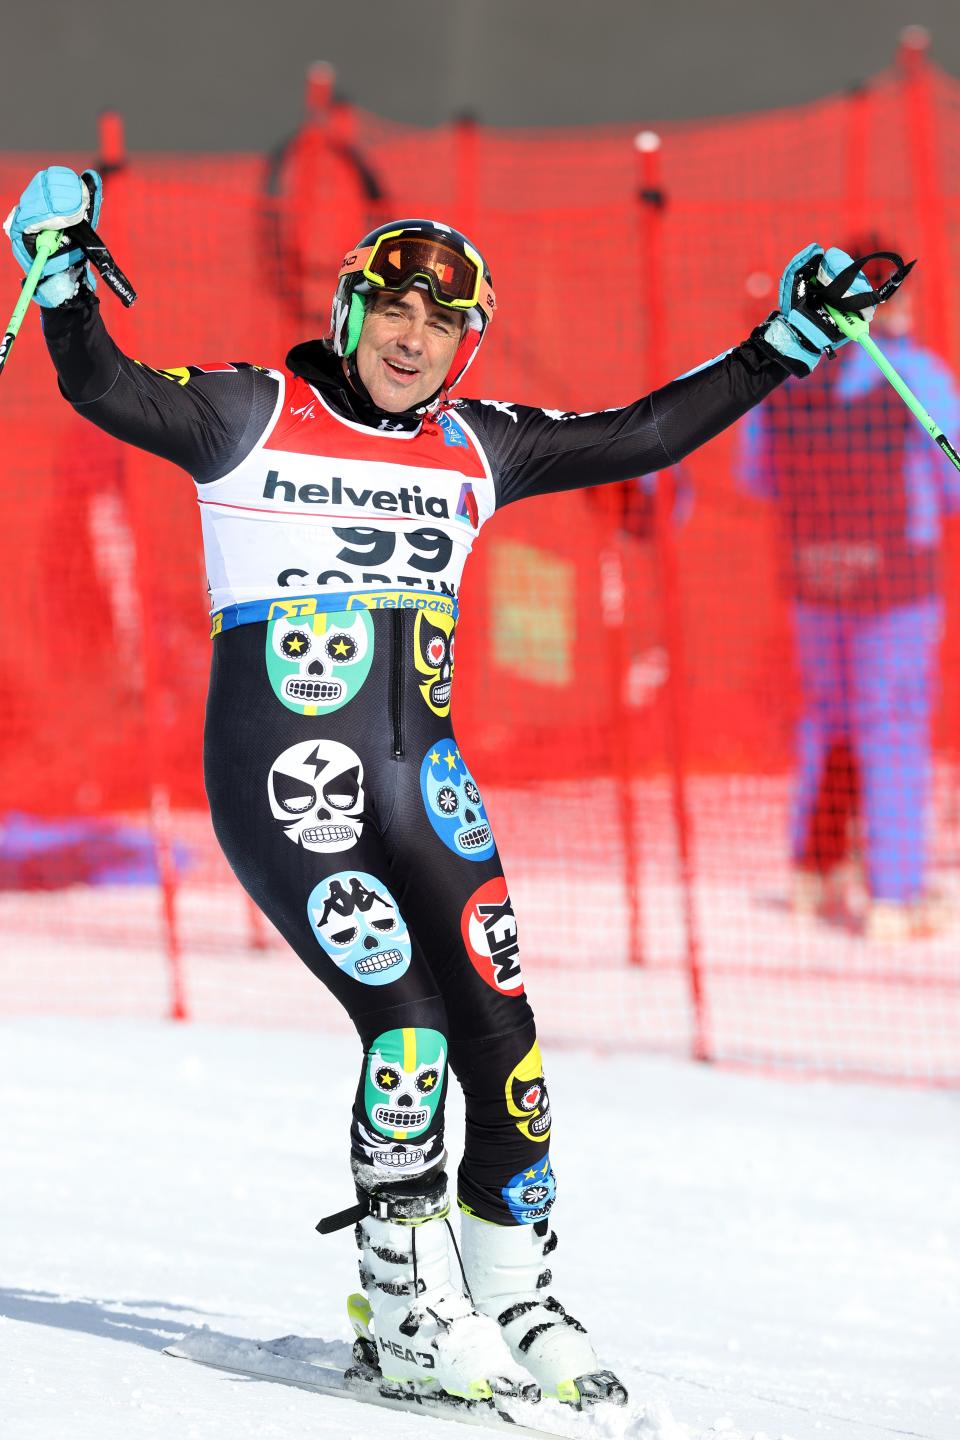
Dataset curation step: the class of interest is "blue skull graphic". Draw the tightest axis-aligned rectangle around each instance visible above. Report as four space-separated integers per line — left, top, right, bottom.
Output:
501 1154 556 1224
419 745 495 860
307 871 412 985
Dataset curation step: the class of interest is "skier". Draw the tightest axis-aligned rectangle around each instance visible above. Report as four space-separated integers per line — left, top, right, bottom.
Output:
5 166 881 1411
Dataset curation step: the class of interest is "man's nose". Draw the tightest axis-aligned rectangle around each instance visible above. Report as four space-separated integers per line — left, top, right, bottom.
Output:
396 320 425 352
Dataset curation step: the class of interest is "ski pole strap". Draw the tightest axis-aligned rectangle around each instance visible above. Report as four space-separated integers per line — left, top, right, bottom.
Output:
64 217 137 307
825 304 960 475
0 228 63 377
316 1198 370 1235
793 250 916 353
816 250 916 315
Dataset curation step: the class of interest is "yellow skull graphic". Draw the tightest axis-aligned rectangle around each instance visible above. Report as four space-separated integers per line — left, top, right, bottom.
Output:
505 1042 551 1143
414 610 456 717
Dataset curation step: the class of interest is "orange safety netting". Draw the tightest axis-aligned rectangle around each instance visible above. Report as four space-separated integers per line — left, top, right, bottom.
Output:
1 48 959 1081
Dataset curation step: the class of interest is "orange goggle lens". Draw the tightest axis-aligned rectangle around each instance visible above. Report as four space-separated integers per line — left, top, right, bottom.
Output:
340 233 495 322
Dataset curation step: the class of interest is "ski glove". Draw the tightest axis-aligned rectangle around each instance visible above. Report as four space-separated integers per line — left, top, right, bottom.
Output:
3 166 103 308
761 243 876 376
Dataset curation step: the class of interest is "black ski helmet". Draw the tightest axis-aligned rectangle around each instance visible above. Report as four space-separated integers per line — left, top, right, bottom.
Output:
328 218 496 397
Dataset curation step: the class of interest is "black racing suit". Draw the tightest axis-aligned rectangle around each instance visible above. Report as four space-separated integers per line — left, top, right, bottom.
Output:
42 290 788 1224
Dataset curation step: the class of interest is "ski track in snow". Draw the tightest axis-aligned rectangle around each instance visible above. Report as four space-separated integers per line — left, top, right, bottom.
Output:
0 1017 957 1440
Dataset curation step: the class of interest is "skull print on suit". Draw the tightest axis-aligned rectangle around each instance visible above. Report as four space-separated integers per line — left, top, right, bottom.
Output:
266 609 374 716
204 606 547 1224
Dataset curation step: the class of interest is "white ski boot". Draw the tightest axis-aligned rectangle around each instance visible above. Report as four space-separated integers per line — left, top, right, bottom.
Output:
460 1211 628 1408
350 1176 539 1404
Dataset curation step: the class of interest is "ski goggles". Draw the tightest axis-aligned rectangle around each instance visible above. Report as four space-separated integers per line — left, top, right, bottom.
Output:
339 231 496 323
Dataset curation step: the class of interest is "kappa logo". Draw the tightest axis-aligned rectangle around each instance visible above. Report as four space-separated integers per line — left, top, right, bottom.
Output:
480 398 518 423
541 404 618 420
461 878 524 995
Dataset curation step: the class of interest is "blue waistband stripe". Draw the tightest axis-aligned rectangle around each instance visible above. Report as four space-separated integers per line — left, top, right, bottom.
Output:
211 589 459 637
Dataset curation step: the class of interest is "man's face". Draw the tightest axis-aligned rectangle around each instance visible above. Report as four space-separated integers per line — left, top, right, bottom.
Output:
354 285 464 412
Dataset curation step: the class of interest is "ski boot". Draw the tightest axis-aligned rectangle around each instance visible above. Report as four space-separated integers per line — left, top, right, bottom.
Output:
460 1210 628 1409
350 1174 539 1405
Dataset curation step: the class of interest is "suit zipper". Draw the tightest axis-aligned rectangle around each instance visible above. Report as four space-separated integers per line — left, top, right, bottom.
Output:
391 610 405 759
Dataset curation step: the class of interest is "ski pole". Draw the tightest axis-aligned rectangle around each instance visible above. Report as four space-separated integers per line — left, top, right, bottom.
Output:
0 227 62 376
826 303 960 473
65 217 138 307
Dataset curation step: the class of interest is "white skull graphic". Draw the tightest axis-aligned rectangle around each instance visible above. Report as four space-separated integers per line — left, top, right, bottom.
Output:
267 739 364 851
354 1121 443 1177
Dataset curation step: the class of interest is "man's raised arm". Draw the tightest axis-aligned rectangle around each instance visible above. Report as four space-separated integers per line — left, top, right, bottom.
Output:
6 166 279 483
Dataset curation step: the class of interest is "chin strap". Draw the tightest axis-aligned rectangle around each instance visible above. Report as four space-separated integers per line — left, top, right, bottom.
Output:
342 350 444 430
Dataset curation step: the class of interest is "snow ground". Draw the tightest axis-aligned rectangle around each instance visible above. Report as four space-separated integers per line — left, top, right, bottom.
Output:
1 1018 957 1440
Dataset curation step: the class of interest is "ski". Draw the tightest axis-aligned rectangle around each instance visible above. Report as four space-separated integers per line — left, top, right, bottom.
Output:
164 1331 588 1438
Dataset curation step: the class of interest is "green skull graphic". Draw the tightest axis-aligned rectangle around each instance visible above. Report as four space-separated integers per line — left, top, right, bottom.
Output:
265 609 374 715
364 1027 447 1139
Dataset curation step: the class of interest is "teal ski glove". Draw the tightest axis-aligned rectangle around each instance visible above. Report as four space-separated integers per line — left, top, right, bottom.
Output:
3 166 103 308
761 243 876 375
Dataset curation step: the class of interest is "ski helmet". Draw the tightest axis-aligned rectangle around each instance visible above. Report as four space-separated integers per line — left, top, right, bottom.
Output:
329 219 496 397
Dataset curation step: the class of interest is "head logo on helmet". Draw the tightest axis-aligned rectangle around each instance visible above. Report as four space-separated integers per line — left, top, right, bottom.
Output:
328 219 496 403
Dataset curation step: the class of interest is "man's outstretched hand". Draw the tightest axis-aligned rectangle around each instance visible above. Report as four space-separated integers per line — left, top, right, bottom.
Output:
4 166 103 308
760 243 876 376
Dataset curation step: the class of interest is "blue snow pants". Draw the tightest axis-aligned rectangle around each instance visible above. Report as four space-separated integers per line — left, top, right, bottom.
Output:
790 599 942 902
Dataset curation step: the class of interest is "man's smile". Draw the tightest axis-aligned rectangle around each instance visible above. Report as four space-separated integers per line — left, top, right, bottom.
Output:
383 357 420 381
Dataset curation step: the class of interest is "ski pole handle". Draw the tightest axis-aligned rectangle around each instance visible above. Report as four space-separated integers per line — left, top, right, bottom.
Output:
65 217 137 307
0 227 62 377
826 303 960 474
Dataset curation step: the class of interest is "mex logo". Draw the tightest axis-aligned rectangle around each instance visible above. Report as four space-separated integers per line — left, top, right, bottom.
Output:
460 878 524 995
